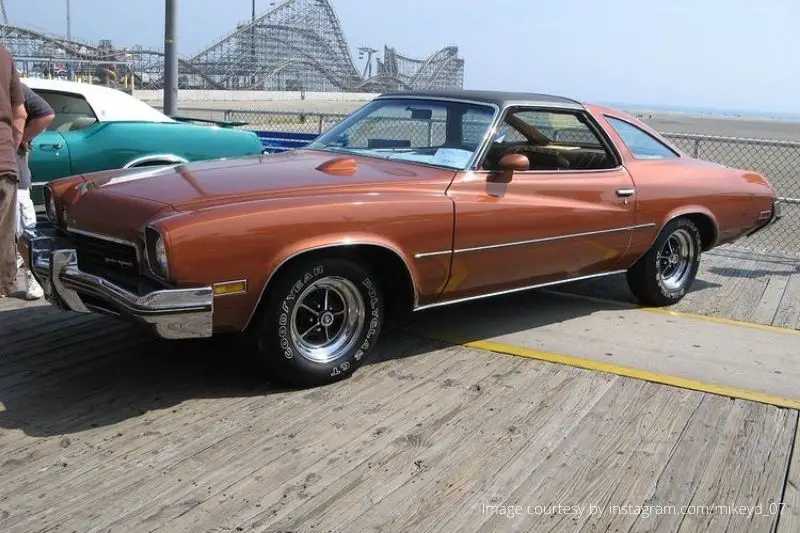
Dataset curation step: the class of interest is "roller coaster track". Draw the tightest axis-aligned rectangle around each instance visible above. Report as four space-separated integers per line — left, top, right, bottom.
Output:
0 23 225 89
0 0 464 92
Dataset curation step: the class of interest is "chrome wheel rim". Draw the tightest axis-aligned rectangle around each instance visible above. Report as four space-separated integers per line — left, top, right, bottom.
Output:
657 228 696 291
289 277 365 364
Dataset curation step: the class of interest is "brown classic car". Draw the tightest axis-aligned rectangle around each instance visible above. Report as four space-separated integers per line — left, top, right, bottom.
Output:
20 90 782 386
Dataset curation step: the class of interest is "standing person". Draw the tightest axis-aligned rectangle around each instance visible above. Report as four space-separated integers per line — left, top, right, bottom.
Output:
0 44 26 298
15 82 55 299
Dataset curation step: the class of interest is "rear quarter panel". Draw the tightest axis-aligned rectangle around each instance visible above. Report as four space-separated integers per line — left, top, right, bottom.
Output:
587 106 777 258
151 187 456 332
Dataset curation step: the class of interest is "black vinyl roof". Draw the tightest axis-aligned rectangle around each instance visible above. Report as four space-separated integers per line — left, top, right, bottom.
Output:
376 89 585 109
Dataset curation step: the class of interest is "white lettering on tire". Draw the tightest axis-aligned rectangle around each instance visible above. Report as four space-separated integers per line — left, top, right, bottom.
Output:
277 265 326 361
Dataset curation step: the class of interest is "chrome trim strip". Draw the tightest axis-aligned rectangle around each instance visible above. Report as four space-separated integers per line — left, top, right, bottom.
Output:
451 223 656 255
470 166 626 175
143 225 169 281
414 270 628 312
414 250 452 259
123 154 188 168
413 223 656 259
65 227 137 246
242 241 421 331
374 94 585 111
468 105 505 171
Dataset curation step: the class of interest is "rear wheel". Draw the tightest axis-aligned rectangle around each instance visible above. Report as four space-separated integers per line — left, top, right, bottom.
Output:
626 218 702 306
248 256 384 387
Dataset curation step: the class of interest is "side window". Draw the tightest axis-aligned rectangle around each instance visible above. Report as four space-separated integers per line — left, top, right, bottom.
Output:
481 108 617 172
605 116 678 159
33 90 98 132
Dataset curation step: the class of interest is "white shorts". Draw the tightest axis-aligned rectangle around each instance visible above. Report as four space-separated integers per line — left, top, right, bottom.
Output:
16 187 36 238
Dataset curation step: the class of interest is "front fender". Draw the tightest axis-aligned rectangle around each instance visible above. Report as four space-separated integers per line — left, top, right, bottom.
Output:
153 193 454 331
258 230 422 296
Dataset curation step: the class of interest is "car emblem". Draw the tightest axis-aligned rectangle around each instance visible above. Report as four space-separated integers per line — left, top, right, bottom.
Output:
103 258 134 268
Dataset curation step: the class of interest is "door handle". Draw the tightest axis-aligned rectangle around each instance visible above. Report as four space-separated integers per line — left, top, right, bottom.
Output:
616 188 635 198
38 143 62 151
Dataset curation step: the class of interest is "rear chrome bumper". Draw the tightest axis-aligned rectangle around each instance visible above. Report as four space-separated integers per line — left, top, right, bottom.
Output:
746 199 783 238
19 224 213 340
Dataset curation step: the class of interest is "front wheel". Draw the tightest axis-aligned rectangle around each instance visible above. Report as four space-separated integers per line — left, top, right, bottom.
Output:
626 218 702 306
248 256 384 387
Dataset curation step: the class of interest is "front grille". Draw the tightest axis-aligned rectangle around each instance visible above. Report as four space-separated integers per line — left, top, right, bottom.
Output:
68 231 140 275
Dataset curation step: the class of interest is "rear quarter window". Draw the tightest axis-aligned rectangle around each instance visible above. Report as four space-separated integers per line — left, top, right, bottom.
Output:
33 89 98 132
605 116 679 159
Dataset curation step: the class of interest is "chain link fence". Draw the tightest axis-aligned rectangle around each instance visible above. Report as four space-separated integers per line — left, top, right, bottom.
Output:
178 107 800 259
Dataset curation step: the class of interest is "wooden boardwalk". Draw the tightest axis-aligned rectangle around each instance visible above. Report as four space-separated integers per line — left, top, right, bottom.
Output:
0 247 798 533
555 246 800 330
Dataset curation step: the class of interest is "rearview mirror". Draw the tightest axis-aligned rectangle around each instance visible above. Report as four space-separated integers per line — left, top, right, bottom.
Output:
407 107 433 120
488 152 529 183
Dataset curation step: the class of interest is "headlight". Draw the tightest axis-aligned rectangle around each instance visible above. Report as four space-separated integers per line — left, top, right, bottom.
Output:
154 235 169 275
145 226 170 279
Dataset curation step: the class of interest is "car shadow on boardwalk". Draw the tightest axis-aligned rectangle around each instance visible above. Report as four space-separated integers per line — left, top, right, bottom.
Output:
0 285 651 439
0 305 448 438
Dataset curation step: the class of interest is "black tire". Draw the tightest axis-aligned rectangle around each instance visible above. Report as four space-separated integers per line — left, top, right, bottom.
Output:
626 218 702 306
248 256 384 387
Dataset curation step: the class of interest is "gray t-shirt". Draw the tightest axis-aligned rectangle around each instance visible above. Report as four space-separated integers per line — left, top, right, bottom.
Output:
18 84 54 189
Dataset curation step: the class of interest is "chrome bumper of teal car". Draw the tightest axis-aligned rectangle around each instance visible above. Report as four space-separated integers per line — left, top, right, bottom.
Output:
20 225 214 340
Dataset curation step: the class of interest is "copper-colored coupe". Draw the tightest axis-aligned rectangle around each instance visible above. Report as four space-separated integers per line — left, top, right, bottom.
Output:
21 90 782 386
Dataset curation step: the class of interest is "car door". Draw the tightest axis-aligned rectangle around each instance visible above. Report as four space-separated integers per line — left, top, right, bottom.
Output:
28 131 71 204
440 106 641 302
27 87 101 203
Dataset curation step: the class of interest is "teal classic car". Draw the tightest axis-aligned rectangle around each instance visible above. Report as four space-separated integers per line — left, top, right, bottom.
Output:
23 77 265 204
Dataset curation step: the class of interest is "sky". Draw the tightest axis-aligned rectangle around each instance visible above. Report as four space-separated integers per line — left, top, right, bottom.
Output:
4 0 800 114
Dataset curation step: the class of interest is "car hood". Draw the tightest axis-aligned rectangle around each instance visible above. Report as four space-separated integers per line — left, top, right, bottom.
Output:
80 150 454 212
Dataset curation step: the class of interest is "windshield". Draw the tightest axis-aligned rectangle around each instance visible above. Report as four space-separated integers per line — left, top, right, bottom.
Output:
307 97 497 170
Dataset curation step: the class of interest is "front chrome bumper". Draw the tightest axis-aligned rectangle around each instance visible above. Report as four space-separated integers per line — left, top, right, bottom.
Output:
20 224 214 340
746 199 783 238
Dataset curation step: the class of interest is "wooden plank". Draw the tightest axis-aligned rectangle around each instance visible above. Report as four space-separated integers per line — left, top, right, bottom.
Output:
270 366 618 533
676 402 794 533
777 415 800 533
0 342 505 532
626 395 742 532
0 334 429 493
551 248 800 329
772 273 800 330
749 275 791 325
567 387 703 533
136 350 527 533
350 370 619 533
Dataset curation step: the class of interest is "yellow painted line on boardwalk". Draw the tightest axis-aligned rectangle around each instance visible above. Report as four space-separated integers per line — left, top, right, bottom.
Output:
541 289 800 336
420 331 800 410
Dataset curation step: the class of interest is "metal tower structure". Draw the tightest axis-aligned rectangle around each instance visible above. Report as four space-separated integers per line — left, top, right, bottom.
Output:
0 0 465 92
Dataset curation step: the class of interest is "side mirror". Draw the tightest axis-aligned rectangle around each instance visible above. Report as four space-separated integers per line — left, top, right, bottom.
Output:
488 152 529 183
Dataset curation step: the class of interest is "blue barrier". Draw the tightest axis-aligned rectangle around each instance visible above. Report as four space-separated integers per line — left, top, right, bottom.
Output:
255 130 318 153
